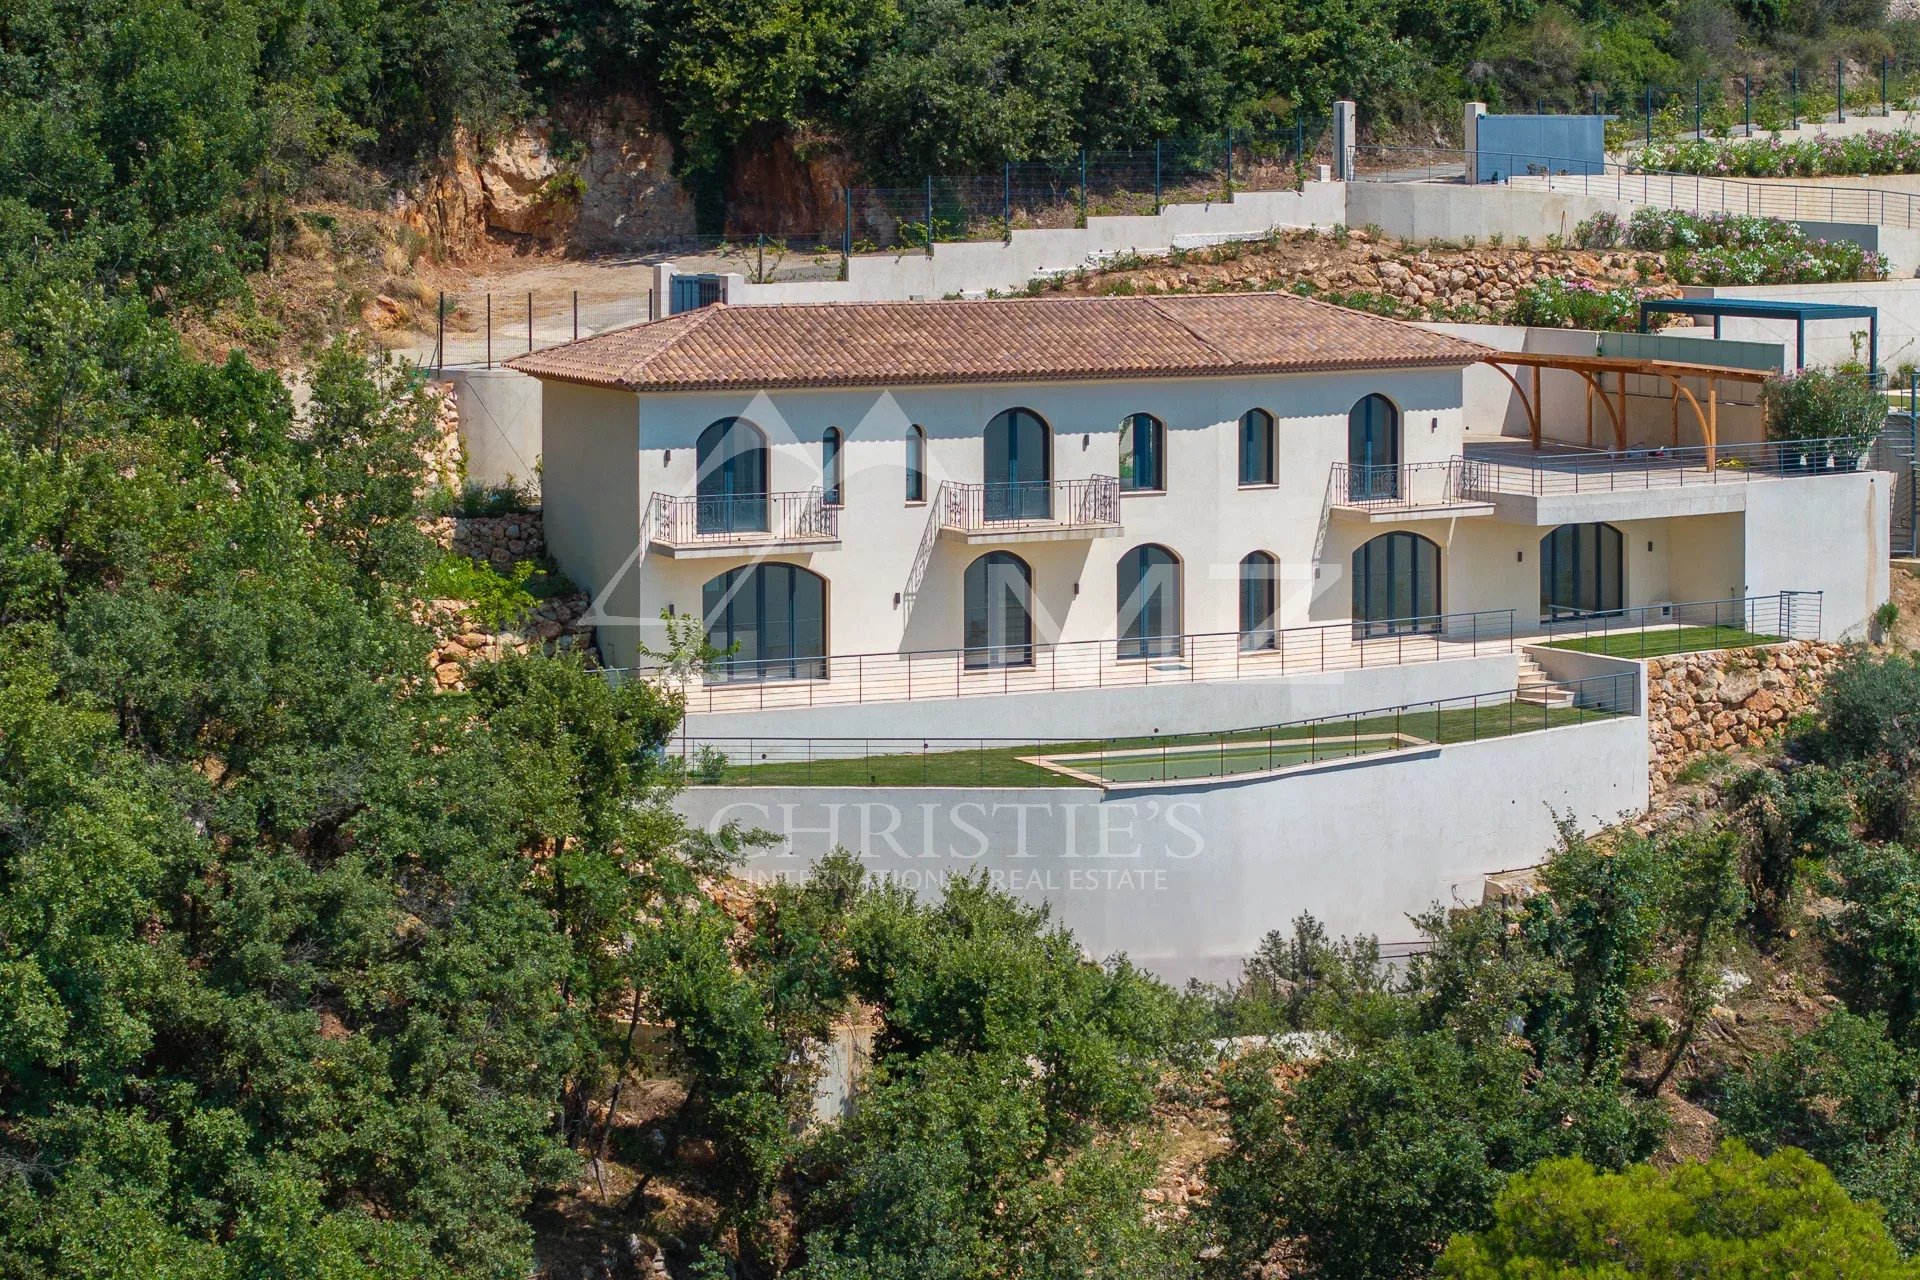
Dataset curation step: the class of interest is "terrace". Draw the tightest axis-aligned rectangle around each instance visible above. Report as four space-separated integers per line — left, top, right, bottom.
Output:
1462 437 1869 495
1325 459 1496 521
677 672 1638 789
617 592 1820 716
937 476 1123 543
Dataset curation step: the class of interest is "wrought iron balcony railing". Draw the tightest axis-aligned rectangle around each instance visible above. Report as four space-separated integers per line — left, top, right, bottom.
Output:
939 476 1122 535
647 489 839 549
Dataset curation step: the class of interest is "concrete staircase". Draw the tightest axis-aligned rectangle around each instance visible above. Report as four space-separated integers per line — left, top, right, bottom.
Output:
1874 413 1916 559
1516 654 1577 709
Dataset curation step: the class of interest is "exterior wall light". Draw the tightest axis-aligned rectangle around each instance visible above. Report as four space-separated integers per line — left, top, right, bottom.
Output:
664 450 672 463
893 592 902 608
1515 550 1523 562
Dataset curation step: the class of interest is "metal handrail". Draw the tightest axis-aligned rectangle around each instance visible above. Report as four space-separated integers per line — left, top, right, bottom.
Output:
1329 459 1485 509
673 670 1640 787
940 475 1121 532
1462 438 1868 497
1352 143 1920 230
648 488 838 545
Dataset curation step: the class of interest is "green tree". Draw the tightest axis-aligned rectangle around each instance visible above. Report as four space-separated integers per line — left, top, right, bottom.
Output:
1436 1142 1920 1277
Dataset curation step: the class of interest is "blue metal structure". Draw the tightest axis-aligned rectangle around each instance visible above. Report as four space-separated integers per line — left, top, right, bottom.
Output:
1473 115 1605 183
1636 297 1879 373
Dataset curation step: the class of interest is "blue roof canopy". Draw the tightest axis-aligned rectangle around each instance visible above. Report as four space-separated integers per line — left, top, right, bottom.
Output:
1637 297 1878 372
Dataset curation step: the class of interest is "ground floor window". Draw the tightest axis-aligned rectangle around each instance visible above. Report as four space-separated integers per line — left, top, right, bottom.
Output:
1118 543 1182 659
1540 522 1624 620
963 551 1034 668
1239 551 1278 650
701 563 827 682
1352 532 1441 637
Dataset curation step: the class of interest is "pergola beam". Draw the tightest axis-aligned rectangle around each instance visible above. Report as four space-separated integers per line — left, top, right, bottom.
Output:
1477 351 1764 454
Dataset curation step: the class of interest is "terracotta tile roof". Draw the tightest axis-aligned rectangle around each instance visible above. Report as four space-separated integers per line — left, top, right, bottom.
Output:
504 293 1492 392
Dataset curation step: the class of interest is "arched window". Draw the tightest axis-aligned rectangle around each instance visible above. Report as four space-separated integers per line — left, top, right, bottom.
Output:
984 407 1052 521
1351 532 1441 637
701 563 828 683
1239 409 1276 486
1239 552 1279 651
1117 543 1182 659
1540 523 1624 621
1119 413 1165 492
696 417 769 534
1346 395 1400 502
905 424 927 502
821 427 844 506
963 551 1034 668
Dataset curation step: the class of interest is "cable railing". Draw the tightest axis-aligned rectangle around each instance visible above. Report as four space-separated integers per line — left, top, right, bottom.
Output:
671 671 1639 789
622 608 1521 713
1535 591 1821 655
1353 144 1920 230
645 489 839 548
1462 439 1870 497
940 476 1122 534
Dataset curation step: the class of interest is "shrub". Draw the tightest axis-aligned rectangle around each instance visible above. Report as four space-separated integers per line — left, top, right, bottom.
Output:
1761 367 1887 449
1620 208 1886 285
1508 278 1643 330
423 554 537 628
1436 1142 1920 1277
1639 128 1920 179
1571 210 1624 248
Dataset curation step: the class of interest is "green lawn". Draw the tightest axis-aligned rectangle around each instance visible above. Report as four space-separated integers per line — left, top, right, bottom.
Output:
709 699 1620 788
1542 626 1781 658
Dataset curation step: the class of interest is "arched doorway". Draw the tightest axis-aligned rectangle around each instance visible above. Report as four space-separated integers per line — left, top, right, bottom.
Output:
1540 523 1624 621
1351 531 1441 637
1347 394 1400 502
963 551 1034 668
1117 544 1182 659
701 563 828 682
984 408 1052 521
696 417 769 534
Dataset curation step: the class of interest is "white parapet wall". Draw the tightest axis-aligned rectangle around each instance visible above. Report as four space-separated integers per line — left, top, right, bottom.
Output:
723 184 1350 305
440 364 545 490
675 710 1651 984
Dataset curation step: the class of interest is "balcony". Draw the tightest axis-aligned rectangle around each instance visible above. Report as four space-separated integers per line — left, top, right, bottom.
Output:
646 489 840 558
1326 460 1495 522
1459 438 1870 525
938 476 1123 543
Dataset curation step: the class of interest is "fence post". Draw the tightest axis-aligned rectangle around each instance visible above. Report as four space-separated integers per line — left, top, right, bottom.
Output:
1644 85 1653 143
842 186 852 266
925 175 934 257
1885 56 1892 115
1838 59 1846 123
1224 126 1234 190
1745 74 1752 135
435 291 445 375
1153 140 1162 215
485 293 491 369
1694 79 1702 136
1003 163 1012 242
572 289 578 342
526 292 533 352
1294 114 1304 165
1078 150 1088 226
757 232 765 281
1792 68 1799 128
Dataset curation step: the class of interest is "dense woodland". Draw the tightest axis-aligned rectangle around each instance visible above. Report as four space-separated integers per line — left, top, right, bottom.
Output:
10 2 1920 1278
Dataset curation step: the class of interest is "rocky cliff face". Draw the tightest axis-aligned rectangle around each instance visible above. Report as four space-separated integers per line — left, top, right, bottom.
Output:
403 97 698 258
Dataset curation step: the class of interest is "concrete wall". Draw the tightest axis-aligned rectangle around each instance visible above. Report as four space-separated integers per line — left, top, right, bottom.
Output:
682 651 1521 745
1742 469 1890 639
676 715 1650 983
726 185 1349 305
445 366 543 489
1348 181 1630 246
1792 221 1920 278
538 382 644 666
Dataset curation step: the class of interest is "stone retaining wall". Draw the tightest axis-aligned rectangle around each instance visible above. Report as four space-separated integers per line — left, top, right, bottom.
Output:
423 513 547 570
1647 641 1849 790
421 508 598 689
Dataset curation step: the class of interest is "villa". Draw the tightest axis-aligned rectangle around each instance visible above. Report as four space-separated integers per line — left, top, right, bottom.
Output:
508 292 1891 977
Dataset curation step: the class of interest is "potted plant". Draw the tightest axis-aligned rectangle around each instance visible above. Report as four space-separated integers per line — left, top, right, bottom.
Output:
1760 365 1885 471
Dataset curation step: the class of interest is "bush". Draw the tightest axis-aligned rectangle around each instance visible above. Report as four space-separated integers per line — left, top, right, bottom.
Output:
1618 208 1886 285
423 554 537 628
1761 367 1888 450
1508 278 1644 330
1436 1142 1920 1277
1639 129 1920 178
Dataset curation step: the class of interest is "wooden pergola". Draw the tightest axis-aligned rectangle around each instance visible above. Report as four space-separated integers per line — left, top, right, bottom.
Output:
1478 351 1774 467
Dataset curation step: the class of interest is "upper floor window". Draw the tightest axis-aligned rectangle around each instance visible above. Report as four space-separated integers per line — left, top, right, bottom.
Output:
1239 409 1276 486
1119 413 1165 491
906 425 927 502
822 427 844 506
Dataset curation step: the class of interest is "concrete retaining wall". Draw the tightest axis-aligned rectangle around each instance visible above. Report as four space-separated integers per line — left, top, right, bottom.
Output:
676 715 1649 983
443 365 544 489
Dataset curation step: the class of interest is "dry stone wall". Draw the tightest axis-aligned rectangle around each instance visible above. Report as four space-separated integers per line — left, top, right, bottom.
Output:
421 510 597 690
422 513 547 571
1647 641 1849 790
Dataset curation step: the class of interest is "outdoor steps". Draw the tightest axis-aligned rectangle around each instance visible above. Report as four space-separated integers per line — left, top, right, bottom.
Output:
1515 655 1577 710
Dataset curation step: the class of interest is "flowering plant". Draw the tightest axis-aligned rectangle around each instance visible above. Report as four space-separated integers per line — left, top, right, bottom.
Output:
1634 129 1920 178
1571 209 1887 285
